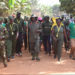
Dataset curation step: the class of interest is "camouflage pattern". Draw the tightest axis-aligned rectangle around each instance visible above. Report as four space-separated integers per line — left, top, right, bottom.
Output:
6 22 18 58
0 24 8 67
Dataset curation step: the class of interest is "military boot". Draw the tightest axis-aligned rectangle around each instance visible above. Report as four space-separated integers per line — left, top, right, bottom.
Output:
32 53 35 60
35 53 40 61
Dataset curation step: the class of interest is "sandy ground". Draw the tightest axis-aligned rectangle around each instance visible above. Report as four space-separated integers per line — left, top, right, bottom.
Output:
0 48 75 75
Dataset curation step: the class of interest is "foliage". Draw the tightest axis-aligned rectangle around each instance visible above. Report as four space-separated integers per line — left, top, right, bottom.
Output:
59 0 75 15
39 5 53 17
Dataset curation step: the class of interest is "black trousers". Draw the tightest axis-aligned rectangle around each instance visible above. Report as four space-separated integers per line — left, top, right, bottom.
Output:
16 33 23 54
43 35 51 54
23 32 27 50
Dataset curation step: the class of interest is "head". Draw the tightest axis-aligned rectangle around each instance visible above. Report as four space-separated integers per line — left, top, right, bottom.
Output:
8 16 14 24
65 19 70 26
38 17 42 22
0 17 3 24
16 12 21 19
30 15 36 22
70 15 73 19
61 15 64 21
56 18 61 26
4 18 8 24
44 16 49 22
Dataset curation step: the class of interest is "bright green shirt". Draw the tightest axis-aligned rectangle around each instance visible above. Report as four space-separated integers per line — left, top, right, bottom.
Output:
69 23 75 39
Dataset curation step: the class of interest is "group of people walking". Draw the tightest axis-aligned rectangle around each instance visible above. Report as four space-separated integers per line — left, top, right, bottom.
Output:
0 12 75 67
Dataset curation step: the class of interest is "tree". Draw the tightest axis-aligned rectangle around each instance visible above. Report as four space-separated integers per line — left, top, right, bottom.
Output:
39 5 53 17
52 4 60 17
0 0 32 16
59 0 75 15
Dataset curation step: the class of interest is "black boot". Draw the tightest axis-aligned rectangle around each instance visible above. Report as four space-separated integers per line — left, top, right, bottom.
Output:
32 53 35 60
36 53 40 61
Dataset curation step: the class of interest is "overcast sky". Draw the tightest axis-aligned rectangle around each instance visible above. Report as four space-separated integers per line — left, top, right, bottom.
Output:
39 0 60 6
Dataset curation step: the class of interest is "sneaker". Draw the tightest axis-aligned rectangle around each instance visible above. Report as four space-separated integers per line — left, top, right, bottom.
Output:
19 53 22 56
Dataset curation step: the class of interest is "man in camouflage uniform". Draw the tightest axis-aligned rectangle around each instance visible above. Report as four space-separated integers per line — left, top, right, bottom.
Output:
29 15 41 61
6 16 18 61
0 17 8 67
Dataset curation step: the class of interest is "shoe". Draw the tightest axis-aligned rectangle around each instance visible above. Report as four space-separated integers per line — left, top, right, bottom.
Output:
7 58 10 62
36 57 40 61
4 63 7 67
72 58 75 60
32 57 35 60
54 55 56 59
58 58 61 62
16 53 19 56
69 54 72 59
19 53 22 56
11 56 14 59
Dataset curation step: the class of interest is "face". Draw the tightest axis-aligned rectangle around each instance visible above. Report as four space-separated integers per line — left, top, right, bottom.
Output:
17 14 21 19
56 19 61 26
9 19 13 24
31 17 35 22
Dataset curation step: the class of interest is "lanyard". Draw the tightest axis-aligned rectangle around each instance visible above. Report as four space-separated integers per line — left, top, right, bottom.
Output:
17 20 20 24
10 24 13 31
56 25 61 38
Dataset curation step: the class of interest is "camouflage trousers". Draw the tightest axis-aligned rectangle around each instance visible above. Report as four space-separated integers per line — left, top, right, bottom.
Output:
0 45 7 67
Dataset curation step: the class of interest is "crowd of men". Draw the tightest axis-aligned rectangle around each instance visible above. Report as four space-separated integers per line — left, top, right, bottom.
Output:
0 12 75 67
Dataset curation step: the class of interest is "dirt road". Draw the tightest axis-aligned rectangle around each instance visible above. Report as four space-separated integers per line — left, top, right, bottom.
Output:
0 49 75 75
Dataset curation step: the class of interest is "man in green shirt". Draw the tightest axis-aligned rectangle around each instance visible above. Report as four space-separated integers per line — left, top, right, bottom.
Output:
69 19 75 60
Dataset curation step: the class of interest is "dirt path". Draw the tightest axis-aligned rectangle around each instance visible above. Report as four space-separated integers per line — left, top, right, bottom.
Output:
0 49 75 75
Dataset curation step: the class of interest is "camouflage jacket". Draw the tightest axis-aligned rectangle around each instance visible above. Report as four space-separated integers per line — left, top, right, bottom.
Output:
0 24 8 47
6 23 18 39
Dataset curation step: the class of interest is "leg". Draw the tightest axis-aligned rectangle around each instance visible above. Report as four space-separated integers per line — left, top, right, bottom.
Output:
57 40 63 61
30 42 35 60
43 36 48 54
23 32 27 50
47 35 51 55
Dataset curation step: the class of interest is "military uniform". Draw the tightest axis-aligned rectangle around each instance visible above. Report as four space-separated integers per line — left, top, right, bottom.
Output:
23 16 28 50
0 23 8 67
52 25 64 61
6 21 18 59
29 20 41 60
14 17 24 55
42 18 52 55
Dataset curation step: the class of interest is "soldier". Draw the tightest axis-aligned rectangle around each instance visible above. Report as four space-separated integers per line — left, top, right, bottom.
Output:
23 16 28 50
28 15 41 61
42 16 52 55
14 12 24 56
6 16 18 61
52 18 67 61
0 17 8 67
64 19 70 51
